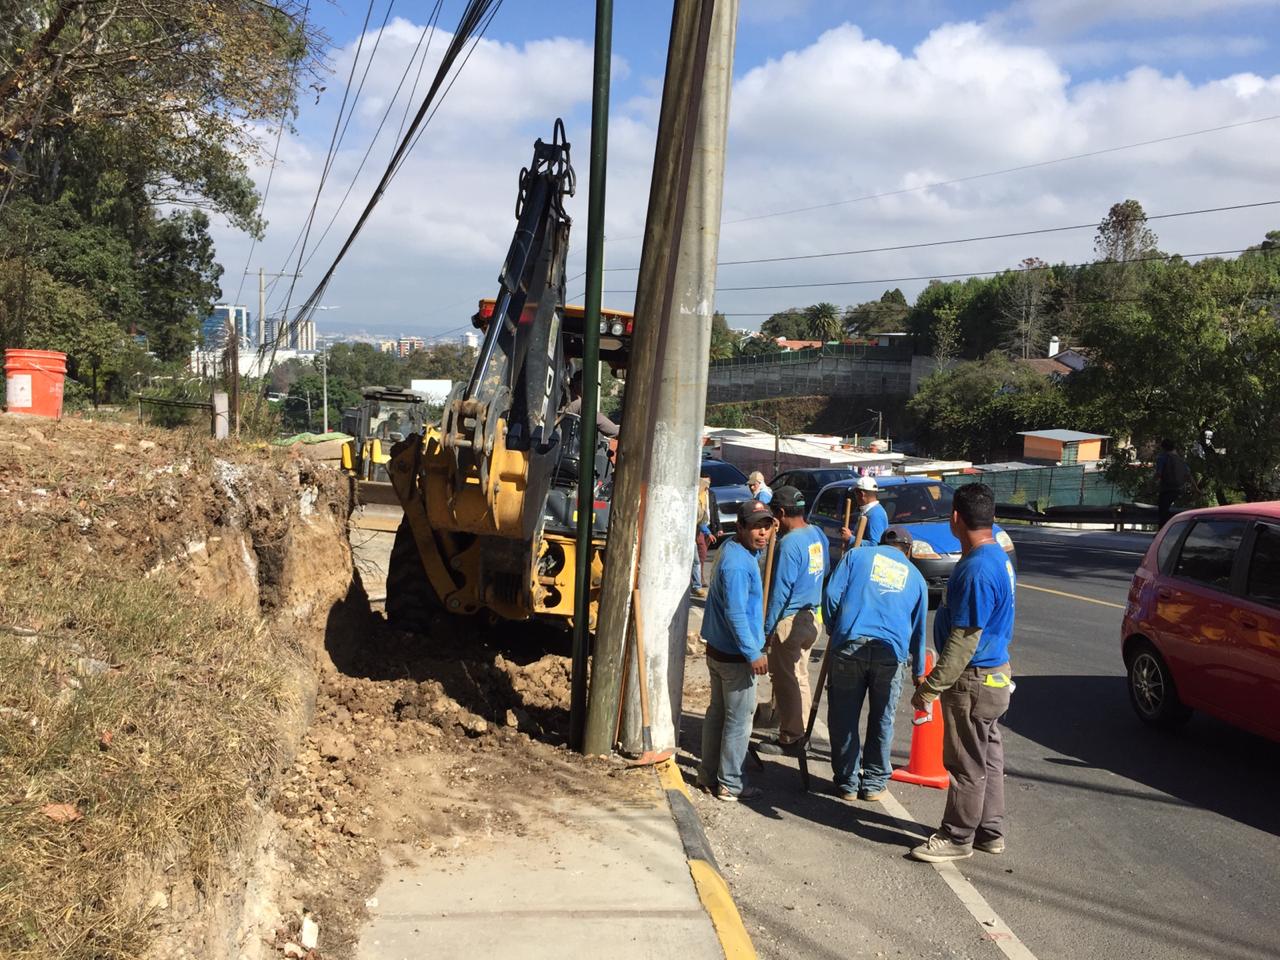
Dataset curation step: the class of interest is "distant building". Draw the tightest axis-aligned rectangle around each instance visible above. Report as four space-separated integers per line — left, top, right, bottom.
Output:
462 330 480 349
398 336 426 357
202 304 252 349
376 339 399 354
1017 429 1111 466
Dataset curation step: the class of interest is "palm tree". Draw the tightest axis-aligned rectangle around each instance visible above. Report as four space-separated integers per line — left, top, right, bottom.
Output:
804 302 842 342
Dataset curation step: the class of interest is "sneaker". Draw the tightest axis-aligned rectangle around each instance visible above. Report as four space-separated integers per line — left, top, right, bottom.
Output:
859 787 889 802
909 833 973 863
974 835 1006 855
835 789 859 803
714 785 763 802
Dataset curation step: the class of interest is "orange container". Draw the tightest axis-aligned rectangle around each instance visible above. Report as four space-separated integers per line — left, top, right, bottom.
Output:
4 349 68 419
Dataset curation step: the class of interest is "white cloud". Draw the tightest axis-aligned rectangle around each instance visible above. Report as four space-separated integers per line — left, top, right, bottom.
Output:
995 0 1280 36
213 17 1280 339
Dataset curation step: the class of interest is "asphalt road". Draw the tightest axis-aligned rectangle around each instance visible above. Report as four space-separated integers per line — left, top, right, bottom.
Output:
682 526 1280 960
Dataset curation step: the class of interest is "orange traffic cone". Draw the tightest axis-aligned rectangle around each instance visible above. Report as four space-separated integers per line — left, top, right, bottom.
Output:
891 652 949 790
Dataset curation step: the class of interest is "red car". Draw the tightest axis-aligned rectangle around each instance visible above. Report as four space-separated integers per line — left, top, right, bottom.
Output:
1122 502 1280 741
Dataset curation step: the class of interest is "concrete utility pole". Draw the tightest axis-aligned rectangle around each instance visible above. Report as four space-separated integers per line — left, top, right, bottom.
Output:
584 0 738 756
258 268 266 348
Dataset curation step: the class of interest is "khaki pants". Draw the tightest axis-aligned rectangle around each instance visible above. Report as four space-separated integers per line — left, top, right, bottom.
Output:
940 664 1012 844
767 609 820 744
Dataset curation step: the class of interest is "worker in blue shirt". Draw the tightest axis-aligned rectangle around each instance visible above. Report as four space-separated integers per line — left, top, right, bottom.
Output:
823 529 927 802
698 498 775 802
841 476 888 549
910 483 1016 863
755 486 827 756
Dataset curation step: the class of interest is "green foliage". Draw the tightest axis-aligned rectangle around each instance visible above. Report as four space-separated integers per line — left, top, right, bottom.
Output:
803 302 842 341
844 291 909 338
908 353 1078 461
709 312 737 360
760 309 809 341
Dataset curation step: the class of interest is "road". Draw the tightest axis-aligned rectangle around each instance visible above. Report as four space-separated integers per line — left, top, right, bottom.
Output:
681 527 1280 960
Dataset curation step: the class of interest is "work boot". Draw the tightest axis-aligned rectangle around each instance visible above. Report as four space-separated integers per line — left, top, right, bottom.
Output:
974 834 1006 855
715 785 762 802
859 787 890 802
909 833 974 863
753 736 801 757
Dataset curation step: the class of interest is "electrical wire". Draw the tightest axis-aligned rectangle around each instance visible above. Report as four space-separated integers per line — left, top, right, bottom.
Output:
253 0 506 407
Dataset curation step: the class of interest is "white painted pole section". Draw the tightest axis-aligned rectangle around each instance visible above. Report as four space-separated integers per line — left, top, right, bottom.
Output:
622 0 738 752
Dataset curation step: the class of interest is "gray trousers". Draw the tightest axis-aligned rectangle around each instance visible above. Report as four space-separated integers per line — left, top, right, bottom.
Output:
940 665 1012 844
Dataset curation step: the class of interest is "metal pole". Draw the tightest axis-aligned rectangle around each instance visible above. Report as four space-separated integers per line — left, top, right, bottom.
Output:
584 0 714 756
258 268 265 348
571 0 613 754
229 317 240 437
321 350 329 433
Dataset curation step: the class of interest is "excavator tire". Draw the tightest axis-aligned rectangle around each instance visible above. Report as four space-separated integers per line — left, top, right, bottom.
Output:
385 516 444 633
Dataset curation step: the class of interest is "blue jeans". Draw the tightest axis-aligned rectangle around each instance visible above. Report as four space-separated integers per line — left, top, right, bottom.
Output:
698 657 758 796
828 638 905 796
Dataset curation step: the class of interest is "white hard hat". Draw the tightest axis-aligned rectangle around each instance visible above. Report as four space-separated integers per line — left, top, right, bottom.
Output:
854 476 879 492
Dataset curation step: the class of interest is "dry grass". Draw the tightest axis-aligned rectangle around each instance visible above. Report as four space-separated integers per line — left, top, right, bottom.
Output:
0 525 305 959
0 417 314 960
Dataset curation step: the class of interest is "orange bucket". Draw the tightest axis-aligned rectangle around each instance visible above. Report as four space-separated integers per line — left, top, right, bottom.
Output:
4 349 68 419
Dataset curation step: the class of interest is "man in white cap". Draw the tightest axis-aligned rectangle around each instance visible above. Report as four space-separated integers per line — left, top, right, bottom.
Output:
842 475 887 548
747 471 773 505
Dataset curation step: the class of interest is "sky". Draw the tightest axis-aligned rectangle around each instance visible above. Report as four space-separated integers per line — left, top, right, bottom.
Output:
210 0 1280 340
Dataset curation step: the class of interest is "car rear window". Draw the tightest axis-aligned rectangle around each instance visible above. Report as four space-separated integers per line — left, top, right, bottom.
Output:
1246 523 1280 608
1173 519 1247 591
812 487 845 521
701 460 747 485
1156 520 1189 573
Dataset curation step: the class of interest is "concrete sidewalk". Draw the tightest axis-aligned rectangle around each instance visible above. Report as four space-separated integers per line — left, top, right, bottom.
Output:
354 760 747 960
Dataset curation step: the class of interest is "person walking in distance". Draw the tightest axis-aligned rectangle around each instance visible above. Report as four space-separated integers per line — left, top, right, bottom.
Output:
691 476 716 598
698 499 776 801
747 471 773 504
910 483 1016 862
1154 438 1199 527
755 486 827 756
841 476 887 549
823 529 928 801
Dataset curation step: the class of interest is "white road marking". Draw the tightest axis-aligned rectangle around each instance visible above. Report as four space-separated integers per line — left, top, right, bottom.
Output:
880 792 1040 960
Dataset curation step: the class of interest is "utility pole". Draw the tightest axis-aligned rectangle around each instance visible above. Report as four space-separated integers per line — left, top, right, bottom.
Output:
227 314 240 437
868 407 883 441
320 349 329 433
571 0 613 754
748 414 780 476
584 0 738 756
258 268 266 347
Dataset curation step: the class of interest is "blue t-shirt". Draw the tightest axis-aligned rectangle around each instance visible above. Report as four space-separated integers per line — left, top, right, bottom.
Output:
934 542 1016 668
822 545 928 672
764 524 827 635
701 539 765 661
854 501 888 547
755 485 773 504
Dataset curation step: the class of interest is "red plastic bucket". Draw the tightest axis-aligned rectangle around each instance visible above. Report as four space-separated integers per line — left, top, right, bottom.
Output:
4 349 68 419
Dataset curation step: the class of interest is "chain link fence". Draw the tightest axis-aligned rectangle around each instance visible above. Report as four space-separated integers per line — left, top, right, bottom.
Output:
941 466 1130 509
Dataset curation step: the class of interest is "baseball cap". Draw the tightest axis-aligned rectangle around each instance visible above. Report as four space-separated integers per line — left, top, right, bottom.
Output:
747 471 765 485
736 498 775 527
771 485 806 512
854 475 879 492
882 526 913 552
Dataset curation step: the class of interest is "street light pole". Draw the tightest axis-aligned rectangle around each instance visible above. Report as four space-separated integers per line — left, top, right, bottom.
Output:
320 349 329 433
747 414 780 476
867 407 883 441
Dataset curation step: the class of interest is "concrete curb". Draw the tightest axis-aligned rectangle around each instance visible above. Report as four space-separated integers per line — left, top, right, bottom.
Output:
655 758 757 959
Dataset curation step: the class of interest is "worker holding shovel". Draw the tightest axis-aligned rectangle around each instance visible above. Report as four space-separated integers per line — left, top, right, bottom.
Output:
823 528 928 803
697 499 776 802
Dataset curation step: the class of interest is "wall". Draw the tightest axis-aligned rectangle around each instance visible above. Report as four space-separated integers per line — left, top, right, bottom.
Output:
1022 435 1063 463
706 349 915 404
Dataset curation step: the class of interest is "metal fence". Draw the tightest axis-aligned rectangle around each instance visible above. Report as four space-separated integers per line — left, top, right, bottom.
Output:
709 342 914 369
941 466 1128 509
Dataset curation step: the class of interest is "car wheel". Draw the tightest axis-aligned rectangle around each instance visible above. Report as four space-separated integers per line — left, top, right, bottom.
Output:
1126 640 1192 727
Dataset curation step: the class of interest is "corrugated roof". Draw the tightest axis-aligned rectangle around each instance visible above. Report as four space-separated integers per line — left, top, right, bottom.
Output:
1017 429 1110 442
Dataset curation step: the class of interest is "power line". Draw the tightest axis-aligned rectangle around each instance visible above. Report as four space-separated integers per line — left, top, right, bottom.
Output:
599 247 1255 297
597 199 1280 273
300 4 444 273
254 0 505 401
231 0 313 308
563 113 1280 259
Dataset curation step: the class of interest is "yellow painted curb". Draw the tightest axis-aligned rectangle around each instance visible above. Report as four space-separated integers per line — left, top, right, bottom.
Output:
655 758 757 960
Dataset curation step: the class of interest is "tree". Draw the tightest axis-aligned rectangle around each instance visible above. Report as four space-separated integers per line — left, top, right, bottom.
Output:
932 304 961 365
402 343 478 383
135 211 223 361
1094 199 1159 263
760 308 809 341
1000 257 1053 359
803 302 842 341
843 289 909 338
708 311 737 360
